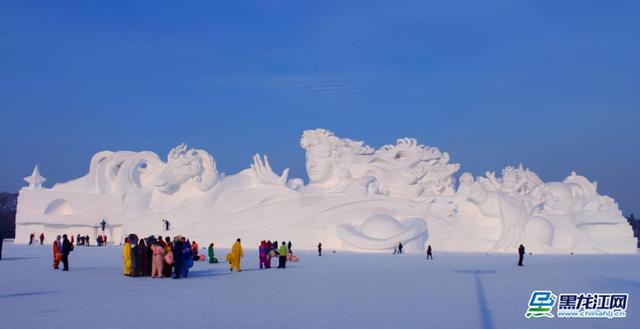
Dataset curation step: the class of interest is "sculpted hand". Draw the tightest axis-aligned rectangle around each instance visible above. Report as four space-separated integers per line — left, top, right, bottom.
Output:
251 154 289 186
485 171 500 190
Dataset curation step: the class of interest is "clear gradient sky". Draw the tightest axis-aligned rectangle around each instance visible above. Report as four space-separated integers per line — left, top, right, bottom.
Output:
1 1 638 214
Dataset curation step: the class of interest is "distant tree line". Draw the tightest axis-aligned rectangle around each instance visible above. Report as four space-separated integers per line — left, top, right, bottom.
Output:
627 214 640 248
0 192 17 239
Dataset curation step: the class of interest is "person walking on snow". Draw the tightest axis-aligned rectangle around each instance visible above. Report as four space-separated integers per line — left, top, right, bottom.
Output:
229 238 244 272
518 244 525 266
39 233 45 245
426 245 433 260
317 242 322 257
398 242 403 254
278 241 288 269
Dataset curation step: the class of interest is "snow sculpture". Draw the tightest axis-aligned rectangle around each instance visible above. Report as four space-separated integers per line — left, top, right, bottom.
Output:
14 129 637 254
24 165 46 190
336 214 427 253
300 129 459 197
155 143 220 195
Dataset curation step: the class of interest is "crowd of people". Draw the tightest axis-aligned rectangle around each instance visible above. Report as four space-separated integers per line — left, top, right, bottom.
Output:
122 234 207 279
44 233 527 276
223 239 301 272
257 240 299 270
31 232 110 247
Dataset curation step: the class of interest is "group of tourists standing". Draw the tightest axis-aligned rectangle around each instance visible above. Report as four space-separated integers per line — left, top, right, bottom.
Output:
258 240 298 269
122 234 204 279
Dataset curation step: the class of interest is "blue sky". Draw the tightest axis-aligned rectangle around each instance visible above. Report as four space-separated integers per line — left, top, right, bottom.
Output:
1 1 638 214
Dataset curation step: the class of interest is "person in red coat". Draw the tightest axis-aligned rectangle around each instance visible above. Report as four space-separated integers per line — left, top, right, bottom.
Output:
52 235 62 269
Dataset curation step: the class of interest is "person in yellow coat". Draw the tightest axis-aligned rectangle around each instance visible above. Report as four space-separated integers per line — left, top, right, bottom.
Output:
229 238 244 272
123 237 132 276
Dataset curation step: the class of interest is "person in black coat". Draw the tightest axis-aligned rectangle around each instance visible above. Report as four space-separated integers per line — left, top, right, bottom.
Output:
518 244 525 266
426 245 433 260
317 242 322 257
128 234 138 276
137 239 147 276
173 238 183 279
61 234 73 271
145 239 153 276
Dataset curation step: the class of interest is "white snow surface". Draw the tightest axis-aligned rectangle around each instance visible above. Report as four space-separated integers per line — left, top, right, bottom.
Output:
0 243 638 329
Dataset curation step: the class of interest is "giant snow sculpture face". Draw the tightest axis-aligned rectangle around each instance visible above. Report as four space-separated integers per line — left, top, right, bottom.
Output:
155 144 219 194
301 129 344 187
305 142 336 185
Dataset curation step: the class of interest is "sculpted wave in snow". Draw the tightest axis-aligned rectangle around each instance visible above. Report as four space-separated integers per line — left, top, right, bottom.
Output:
15 129 637 254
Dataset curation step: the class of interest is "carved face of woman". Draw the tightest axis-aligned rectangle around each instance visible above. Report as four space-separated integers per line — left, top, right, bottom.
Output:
305 142 336 184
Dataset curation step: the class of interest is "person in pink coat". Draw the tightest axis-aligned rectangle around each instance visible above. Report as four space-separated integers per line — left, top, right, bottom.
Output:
151 242 166 278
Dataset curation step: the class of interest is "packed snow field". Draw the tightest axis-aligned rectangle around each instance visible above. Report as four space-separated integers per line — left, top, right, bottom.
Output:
0 243 638 329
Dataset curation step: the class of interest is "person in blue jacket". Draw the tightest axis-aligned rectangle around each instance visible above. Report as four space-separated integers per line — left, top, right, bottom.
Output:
173 237 183 279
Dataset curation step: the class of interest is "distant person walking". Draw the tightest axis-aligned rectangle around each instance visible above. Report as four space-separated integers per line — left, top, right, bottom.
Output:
278 241 288 269
61 234 73 271
317 242 322 257
29 233 35 245
518 244 525 266
398 242 403 255
287 241 292 253
53 235 62 269
426 245 433 260
39 233 45 245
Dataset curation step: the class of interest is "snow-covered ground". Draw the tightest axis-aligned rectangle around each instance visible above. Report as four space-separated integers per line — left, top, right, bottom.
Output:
0 243 638 329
